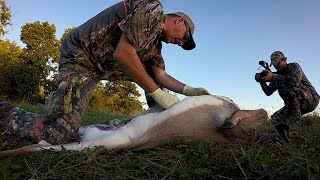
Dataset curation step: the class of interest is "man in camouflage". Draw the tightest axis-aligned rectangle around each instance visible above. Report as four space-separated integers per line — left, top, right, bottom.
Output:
255 51 319 143
0 0 210 144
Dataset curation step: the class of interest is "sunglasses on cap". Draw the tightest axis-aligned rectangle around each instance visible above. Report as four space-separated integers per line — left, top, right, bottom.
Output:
183 21 191 43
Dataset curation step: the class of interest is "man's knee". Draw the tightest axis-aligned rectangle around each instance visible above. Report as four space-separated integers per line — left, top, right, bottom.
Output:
271 107 297 126
271 114 287 127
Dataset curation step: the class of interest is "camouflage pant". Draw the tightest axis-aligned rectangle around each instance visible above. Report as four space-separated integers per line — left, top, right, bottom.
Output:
1 55 162 144
41 61 103 144
1 57 103 144
0 105 42 141
271 87 320 126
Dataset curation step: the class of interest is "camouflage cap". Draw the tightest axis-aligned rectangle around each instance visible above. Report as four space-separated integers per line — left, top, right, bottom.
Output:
172 12 196 50
270 51 286 67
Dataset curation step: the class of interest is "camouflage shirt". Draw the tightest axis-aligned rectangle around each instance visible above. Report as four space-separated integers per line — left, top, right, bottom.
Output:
60 0 166 81
268 63 319 99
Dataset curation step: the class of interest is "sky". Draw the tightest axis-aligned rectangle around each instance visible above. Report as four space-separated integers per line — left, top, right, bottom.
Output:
4 0 320 114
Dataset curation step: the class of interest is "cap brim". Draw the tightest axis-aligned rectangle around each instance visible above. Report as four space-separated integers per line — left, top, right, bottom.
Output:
182 36 196 50
182 29 196 50
270 58 280 67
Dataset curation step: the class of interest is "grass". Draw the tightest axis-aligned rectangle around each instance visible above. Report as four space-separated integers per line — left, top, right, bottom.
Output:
1 103 320 179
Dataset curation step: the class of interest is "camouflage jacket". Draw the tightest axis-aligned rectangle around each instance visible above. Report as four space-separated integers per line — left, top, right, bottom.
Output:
267 63 319 99
60 0 165 81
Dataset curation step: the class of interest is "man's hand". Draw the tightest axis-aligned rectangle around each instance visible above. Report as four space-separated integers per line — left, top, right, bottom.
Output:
261 71 273 82
149 88 180 109
255 73 261 82
182 85 211 96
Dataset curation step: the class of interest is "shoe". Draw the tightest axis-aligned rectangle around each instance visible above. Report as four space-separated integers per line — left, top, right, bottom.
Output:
279 129 289 143
274 124 290 143
0 102 15 125
271 133 286 148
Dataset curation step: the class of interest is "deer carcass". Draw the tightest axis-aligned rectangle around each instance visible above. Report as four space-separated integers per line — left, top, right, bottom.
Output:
0 95 268 158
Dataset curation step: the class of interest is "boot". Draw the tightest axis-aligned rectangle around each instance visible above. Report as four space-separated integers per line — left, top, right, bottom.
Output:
0 102 15 127
274 124 290 143
0 102 44 142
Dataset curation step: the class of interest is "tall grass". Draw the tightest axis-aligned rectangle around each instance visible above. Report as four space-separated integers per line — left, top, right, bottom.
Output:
0 104 320 179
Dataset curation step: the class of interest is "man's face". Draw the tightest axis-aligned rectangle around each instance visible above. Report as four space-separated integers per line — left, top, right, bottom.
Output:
161 18 189 47
274 58 286 72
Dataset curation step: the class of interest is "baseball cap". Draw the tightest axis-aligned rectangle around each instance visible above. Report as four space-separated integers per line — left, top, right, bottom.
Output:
172 12 196 50
270 51 286 67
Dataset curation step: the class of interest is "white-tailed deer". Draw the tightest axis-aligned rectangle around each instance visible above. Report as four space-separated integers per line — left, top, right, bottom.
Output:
0 95 268 158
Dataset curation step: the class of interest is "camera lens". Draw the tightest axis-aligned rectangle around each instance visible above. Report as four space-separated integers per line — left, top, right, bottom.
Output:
261 71 268 77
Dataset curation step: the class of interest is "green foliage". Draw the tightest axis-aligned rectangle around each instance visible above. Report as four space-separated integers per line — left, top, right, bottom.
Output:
14 21 60 102
0 39 23 99
0 21 62 102
0 8 144 112
20 21 60 65
0 51 47 102
0 22 144 110
60 27 75 42
89 81 144 115
0 0 12 37
0 21 61 102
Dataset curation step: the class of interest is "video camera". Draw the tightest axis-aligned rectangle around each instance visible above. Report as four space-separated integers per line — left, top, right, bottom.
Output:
255 60 271 82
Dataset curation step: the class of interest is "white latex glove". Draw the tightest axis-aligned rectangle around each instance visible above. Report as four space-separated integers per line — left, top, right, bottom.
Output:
149 88 180 109
182 85 211 96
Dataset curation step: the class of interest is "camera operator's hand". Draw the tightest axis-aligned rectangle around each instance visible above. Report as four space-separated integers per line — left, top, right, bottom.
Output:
255 73 261 82
261 70 273 82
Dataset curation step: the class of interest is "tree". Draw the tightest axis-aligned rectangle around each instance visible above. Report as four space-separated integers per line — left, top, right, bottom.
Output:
20 21 60 64
0 39 44 101
0 39 22 99
89 81 144 115
61 27 75 42
16 21 60 101
105 80 144 114
0 0 12 38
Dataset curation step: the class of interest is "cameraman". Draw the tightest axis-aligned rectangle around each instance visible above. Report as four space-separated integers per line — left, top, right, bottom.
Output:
255 51 319 143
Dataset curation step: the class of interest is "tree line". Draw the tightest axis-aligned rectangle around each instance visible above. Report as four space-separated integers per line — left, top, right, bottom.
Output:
0 0 144 115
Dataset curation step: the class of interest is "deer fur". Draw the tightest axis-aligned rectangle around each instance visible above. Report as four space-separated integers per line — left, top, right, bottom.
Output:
0 95 268 158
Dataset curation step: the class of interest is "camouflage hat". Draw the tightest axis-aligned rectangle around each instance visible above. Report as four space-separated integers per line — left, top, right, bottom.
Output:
172 12 196 50
270 51 286 67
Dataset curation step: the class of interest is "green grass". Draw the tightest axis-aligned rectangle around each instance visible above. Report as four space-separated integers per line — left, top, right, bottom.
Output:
1 104 320 179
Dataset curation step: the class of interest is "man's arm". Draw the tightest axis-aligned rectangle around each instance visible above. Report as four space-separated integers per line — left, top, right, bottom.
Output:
255 72 276 96
259 81 275 96
113 33 180 109
150 65 185 93
151 66 211 96
113 33 159 93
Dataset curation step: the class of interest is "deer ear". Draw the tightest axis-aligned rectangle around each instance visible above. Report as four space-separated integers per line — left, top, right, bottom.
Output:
221 110 242 129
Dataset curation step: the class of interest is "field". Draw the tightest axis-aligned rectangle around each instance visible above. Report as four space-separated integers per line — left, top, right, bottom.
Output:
1 103 320 179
